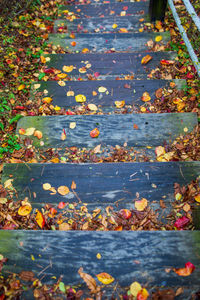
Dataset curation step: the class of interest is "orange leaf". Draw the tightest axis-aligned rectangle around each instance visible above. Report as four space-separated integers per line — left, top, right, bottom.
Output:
115 100 125 108
58 202 66 209
195 194 200 203
71 41 76 47
160 59 174 65
135 198 148 211
42 97 53 104
119 28 128 33
34 130 43 139
78 267 97 293
173 262 195 276
137 288 149 300
40 56 46 64
57 186 70 196
96 272 114 285
18 84 25 91
90 128 100 138
71 180 76 190
57 73 67 79
59 222 70 230
18 205 32 216
141 55 152 65
35 210 45 228
141 92 151 102
82 48 89 53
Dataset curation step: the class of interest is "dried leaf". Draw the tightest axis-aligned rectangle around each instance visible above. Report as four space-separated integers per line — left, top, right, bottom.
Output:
42 97 52 104
63 65 74 73
137 288 149 300
141 92 151 102
119 209 132 219
141 55 152 65
88 104 98 111
98 86 107 93
71 181 76 190
25 127 35 136
18 84 25 91
35 210 45 229
57 73 67 79
59 223 70 231
61 129 67 141
57 186 70 196
78 267 97 293
135 198 148 211
194 194 200 202
69 122 76 129
18 205 32 216
155 35 163 42
173 262 195 276
34 130 43 139
90 128 100 138
96 272 114 285
67 91 75 96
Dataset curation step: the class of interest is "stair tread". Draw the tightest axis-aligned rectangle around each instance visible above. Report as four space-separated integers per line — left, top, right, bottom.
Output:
32 79 184 108
2 161 200 206
0 231 200 289
45 51 177 79
59 2 148 18
48 32 170 52
54 16 148 33
17 113 197 148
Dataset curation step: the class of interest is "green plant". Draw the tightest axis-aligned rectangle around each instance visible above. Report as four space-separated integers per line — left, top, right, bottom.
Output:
0 134 21 155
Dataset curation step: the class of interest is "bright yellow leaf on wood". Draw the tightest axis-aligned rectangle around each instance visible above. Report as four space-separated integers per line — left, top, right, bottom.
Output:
18 205 32 216
82 48 89 53
58 81 66 87
43 183 51 190
57 186 70 196
115 100 125 108
141 54 153 65
75 94 86 103
40 56 46 63
96 272 114 284
34 130 43 139
141 92 151 102
119 28 128 33
63 65 74 73
69 122 76 129
129 281 142 297
135 198 148 211
88 104 98 111
42 97 53 104
57 73 67 79
112 23 118 29
98 86 107 93
25 127 36 136
155 35 163 42
67 91 75 96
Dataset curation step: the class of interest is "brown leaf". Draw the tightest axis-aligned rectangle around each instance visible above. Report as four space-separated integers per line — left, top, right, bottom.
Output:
155 88 163 98
19 271 35 282
71 180 76 190
78 267 97 293
160 199 166 209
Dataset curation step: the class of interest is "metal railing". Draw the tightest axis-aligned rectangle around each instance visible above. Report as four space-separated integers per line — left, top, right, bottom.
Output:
150 0 200 77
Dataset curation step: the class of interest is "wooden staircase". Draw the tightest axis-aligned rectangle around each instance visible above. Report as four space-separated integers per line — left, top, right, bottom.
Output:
0 0 200 298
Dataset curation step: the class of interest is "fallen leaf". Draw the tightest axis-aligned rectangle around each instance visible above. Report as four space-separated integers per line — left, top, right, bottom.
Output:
93 144 101 154
34 130 43 139
141 92 151 102
59 223 70 230
88 104 98 111
18 84 25 91
67 91 75 96
71 41 76 46
133 124 139 130
57 73 67 79
78 267 97 293
4 179 14 189
194 194 200 202
43 183 51 190
58 81 66 87
34 84 41 89
137 288 149 300
155 146 166 157
75 94 86 103
119 209 132 219
96 272 114 285
135 198 148 211
42 97 53 104
129 282 142 297
71 181 76 190
174 216 190 229
160 59 175 65
18 205 32 216
90 128 100 138
183 203 190 212
98 86 107 93
57 186 70 196
40 56 46 63
119 28 128 33
58 202 66 209
115 100 125 108
82 48 89 53
96 253 101 259
25 127 35 136
155 35 163 42
35 210 45 229
69 122 76 129
63 65 74 73
141 55 152 65
173 262 195 276
61 129 67 141
59 282 66 293
112 23 118 29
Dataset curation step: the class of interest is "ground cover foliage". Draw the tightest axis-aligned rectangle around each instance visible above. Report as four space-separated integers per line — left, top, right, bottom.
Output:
0 0 200 299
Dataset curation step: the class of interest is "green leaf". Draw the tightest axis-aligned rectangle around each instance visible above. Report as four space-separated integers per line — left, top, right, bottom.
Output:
0 122 4 130
38 72 45 80
9 114 23 124
59 282 66 293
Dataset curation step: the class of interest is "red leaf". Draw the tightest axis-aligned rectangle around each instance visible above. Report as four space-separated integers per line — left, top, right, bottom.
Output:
174 216 190 229
174 262 195 276
119 209 132 219
58 202 66 209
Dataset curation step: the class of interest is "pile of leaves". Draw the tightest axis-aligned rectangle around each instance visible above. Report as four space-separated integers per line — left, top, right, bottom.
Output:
0 175 199 230
0 255 199 299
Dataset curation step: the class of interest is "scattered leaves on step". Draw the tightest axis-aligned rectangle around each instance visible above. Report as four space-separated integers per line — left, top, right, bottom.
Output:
35 210 45 229
96 272 114 285
135 198 148 211
90 128 100 138
141 92 151 102
62 65 74 73
69 122 76 129
57 186 70 196
115 100 125 108
75 94 86 103
141 54 152 65
173 262 195 276
18 205 32 216
61 129 67 140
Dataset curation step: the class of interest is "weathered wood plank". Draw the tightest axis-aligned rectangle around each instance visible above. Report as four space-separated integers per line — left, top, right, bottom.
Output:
59 2 149 18
2 162 200 206
48 32 170 52
54 16 146 33
0 231 200 290
16 113 198 148
32 79 185 108
45 51 177 79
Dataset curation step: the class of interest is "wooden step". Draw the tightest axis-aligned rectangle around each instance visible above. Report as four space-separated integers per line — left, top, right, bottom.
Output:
59 2 149 18
0 231 200 297
54 16 147 34
48 32 170 52
44 51 177 80
32 79 185 109
2 161 200 208
16 113 197 149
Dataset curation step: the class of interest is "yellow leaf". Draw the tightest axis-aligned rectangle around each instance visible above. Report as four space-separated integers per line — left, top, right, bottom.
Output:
155 146 165 157
79 67 87 73
34 130 43 139
88 104 98 111
18 205 32 216
67 91 75 96
57 73 67 79
43 183 51 191
34 84 41 90
96 272 114 285
112 23 118 29
98 86 107 93
42 97 53 104
59 223 70 230
75 94 86 103
40 56 46 64
4 179 14 190
71 181 76 190
58 81 66 87
141 92 151 102
115 100 125 108
62 65 74 73
141 54 153 65
96 253 101 259
25 127 36 136
57 186 70 196
18 84 25 91
82 48 89 53
129 281 142 297
119 28 128 33
69 122 76 129
155 35 163 42
135 198 148 211
54 105 61 111
195 194 200 203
